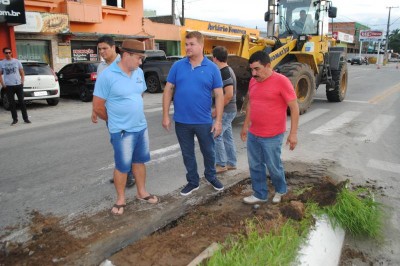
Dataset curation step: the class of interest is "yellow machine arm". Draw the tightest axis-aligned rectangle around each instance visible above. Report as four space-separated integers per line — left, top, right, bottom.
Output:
237 35 297 68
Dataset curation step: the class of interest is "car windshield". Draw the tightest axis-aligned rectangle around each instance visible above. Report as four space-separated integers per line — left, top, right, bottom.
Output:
23 64 53 75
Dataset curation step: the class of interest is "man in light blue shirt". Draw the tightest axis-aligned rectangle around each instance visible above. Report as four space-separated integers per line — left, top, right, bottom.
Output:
93 40 159 215
91 35 134 188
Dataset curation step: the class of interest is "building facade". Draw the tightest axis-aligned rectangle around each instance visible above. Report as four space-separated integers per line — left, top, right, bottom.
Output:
1 0 152 71
146 15 260 56
328 22 370 54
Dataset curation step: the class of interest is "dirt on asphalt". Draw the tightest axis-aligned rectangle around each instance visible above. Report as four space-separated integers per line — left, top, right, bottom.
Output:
1 172 352 266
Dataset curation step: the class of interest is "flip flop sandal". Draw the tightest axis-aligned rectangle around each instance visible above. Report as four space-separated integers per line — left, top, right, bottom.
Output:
111 204 126 215
136 195 159 204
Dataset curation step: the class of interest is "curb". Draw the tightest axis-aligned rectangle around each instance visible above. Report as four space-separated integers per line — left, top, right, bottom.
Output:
297 215 345 266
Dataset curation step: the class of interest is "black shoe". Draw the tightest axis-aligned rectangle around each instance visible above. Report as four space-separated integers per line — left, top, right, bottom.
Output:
24 119 31 124
206 178 224 191
11 120 18 126
126 178 136 188
109 178 136 188
180 183 199 196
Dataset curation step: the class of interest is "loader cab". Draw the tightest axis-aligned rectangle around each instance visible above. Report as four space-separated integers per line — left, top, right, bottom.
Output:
275 0 336 38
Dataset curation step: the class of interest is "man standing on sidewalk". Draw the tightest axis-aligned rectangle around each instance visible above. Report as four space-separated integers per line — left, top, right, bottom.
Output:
0 47 31 126
93 40 158 215
211 46 238 174
91 35 135 188
162 31 225 196
241 51 299 204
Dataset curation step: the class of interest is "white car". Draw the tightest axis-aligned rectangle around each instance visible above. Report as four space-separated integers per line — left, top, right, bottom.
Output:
0 62 60 110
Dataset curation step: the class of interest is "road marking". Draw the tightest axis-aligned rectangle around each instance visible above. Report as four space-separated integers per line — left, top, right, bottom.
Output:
368 83 400 104
313 98 370 104
97 143 182 171
145 106 174 113
150 143 180 156
311 111 361 136
354 115 396 143
286 108 330 129
299 108 330 126
367 159 400 174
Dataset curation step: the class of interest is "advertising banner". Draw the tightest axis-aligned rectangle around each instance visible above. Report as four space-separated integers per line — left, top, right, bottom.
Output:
0 0 26 25
332 31 354 43
359 30 384 42
14 12 69 33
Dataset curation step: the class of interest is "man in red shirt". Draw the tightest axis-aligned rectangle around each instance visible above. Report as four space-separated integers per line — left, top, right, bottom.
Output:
240 51 299 204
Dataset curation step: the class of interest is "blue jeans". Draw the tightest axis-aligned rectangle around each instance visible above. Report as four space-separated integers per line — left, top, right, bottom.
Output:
175 122 217 186
247 132 287 200
215 111 237 166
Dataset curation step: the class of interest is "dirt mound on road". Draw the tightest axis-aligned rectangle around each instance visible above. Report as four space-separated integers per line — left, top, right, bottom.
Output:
0 174 342 266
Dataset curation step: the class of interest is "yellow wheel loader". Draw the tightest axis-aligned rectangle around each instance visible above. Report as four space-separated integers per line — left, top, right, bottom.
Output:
231 0 348 114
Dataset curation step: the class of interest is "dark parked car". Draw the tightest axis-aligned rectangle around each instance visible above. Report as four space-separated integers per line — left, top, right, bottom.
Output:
57 61 100 102
350 56 368 65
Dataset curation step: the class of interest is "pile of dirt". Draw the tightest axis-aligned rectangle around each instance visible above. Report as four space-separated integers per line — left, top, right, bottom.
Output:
108 176 340 266
0 175 342 266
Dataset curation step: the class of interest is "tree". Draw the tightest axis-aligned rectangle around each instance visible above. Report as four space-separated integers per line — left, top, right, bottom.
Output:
389 28 400 53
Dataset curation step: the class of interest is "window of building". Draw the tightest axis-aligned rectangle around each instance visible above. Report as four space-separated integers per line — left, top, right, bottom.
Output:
102 0 124 8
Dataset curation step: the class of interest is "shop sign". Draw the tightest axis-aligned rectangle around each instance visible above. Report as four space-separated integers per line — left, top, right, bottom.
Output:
332 31 354 43
359 30 384 42
72 47 98 62
0 0 26 25
14 12 69 33
207 23 246 35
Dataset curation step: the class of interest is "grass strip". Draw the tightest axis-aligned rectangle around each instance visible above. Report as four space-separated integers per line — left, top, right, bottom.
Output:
206 184 384 266
206 203 317 266
324 187 384 239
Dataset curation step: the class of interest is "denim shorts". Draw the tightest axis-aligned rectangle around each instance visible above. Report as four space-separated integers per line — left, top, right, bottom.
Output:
110 128 150 173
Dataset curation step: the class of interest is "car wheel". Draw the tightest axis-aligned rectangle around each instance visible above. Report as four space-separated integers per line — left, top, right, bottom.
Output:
47 98 59 106
79 85 92 102
145 74 161 93
1 92 10 110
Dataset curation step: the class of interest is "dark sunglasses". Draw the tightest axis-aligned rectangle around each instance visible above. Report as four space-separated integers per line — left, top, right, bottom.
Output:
4 52 12 54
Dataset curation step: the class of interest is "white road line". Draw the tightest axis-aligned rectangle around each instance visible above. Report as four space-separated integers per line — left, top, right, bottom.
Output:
367 159 400 174
145 106 174 113
354 115 396 143
150 143 180 156
286 108 330 129
311 111 361 136
299 108 330 126
97 143 183 171
313 98 370 104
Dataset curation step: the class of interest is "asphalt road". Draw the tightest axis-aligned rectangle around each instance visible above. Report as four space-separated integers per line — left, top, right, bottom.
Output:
0 63 399 264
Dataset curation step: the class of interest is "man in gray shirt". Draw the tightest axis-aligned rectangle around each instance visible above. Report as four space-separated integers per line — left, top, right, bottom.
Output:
0 47 31 125
212 46 237 173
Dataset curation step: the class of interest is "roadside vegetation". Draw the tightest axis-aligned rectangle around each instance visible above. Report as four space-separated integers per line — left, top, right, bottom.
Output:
205 182 384 266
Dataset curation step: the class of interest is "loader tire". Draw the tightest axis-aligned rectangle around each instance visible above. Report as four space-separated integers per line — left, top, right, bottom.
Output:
326 62 348 102
280 63 315 115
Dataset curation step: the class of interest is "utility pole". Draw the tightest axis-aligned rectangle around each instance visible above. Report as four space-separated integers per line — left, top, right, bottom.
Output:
172 0 175 25
383 6 399 65
181 0 185 26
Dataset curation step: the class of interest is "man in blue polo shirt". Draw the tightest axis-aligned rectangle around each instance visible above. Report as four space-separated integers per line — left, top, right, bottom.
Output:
93 39 158 215
162 31 225 196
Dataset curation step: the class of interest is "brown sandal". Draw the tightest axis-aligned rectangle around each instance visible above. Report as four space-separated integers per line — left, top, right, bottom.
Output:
136 195 159 204
111 204 126 215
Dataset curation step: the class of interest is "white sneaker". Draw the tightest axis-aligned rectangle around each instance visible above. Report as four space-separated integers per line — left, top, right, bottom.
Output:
272 192 285 204
243 195 267 204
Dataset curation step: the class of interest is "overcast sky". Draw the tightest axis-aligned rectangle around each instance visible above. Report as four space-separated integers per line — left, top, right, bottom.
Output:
143 0 400 33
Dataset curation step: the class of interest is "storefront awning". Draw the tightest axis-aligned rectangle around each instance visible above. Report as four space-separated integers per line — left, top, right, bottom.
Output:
62 32 154 40
187 30 242 42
